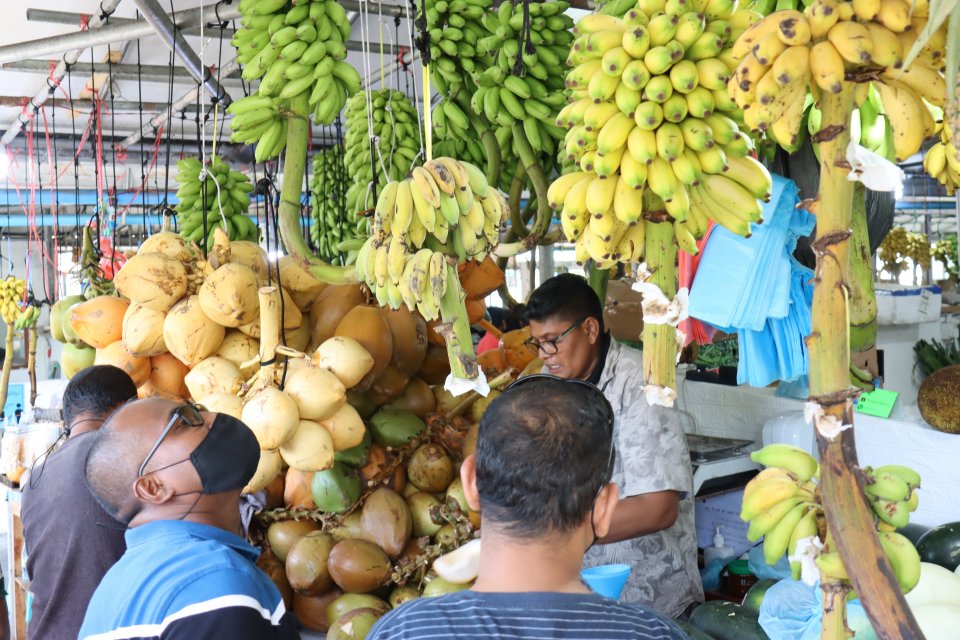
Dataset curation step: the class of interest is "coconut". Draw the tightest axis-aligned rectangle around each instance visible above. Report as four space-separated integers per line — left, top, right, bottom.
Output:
334 306 393 392
114 253 188 312
360 488 412 558
312 462 363 513
51 295 84 343
309 285 366 350
325 594 391 628
265 474 285 509
268 519 321 563
367 365 410 407
216 330 260 378
319 402 366 451
333 427 371 468
369 409 426 447
407 492 443 537
361 444 406 494
285 531 336 596
257 550 294 610
278 256 327 308
229 241 269 280
285 322 311 353
140 353 190 399
95 341 151 387
385 377 436 418
382 308 428 376
184 357 243 400
61 298 88 347
313 337 375 389
433 386 460 414
471 389 502 423
198 392 243 419
163 296 225 366
284 468 316 509
423 577 471 597
346 391 378 420
121 303 167 357
198 263 260 327
418 343 451 385
327 608 381 640
293 589 342 634
69 296 129 349
241 385 300 449
61 343 96 379
243 449 283 493
327 539 391 594
284 365 346 421
389 586 421 608
138 231 194 264
447 477 481 528
280 420 335 472
406 444 454 493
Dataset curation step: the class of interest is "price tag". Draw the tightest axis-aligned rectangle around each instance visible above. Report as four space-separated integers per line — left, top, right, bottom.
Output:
855 388 898 418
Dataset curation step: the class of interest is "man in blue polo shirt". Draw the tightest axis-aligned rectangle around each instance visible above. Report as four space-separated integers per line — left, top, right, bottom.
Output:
79 397 299 640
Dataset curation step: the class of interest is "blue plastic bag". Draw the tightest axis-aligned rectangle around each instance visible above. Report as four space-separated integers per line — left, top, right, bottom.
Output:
748 545 792 581
759 580 878 639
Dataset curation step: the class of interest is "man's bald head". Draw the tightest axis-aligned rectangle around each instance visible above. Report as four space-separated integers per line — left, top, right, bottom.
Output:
85 398 210 523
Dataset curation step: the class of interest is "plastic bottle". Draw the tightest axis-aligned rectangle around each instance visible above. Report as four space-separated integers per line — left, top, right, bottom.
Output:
704 526 736 567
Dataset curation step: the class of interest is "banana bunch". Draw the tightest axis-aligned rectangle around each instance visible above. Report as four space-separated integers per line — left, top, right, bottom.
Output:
433 136 488 173
12 304 40 331
344 90 421 202
731 0 946 161
551 1 772 265
0 277 26 325
878 226 909 275
175 156 259 250
354 157 508 316
231 0 361 134
421 0 494 93
310 145 363 263
744 444 923 593
470 0 573 155
227 95 289 163
924 121 960 195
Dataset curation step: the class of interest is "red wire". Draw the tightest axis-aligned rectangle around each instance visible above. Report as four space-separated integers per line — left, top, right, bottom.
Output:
41 106 60 291
117 123 165 219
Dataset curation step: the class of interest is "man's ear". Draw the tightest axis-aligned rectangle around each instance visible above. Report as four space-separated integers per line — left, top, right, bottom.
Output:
592 483 620 539
134 474 176 505
461 454 481 512
583 316 601 344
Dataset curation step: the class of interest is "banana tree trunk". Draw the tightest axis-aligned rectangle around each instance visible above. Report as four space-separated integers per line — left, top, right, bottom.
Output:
848 184 877 386
641 195 678 408
808 84 924 640
277 93 358 285
588 265 610 306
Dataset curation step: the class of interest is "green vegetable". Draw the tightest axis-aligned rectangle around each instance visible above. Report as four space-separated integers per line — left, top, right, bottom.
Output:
689 601 770 640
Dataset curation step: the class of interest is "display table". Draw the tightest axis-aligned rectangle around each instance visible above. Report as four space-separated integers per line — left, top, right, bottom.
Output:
2 485 24 639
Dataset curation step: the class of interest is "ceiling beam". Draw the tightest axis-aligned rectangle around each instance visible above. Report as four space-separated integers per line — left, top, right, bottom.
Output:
25 8 237 38
0 59 244 84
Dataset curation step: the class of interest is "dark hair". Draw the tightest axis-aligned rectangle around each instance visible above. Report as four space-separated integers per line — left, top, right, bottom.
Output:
85 421 142 521
475 377 615 538
487 307 522 332
525 273 604 331
63 365 138 430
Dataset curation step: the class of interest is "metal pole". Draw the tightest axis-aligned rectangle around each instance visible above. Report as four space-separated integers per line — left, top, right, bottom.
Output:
117 58 240 150
0 3 241 65
131 0 231 106
0 0 125 147
0 60 244 84
25 8 237 38
364 50 419 88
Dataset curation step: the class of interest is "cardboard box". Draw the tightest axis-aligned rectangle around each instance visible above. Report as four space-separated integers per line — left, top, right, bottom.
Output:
604 279 643 342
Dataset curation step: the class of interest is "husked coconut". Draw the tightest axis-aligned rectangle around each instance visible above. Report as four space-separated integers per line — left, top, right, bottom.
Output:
313 337 375 389
184 357 243 400
334 306 393 392
140 353 190 399
285 322 311 353
243 449 283 493
241 385 300 449
138 232 194 264
122 303 167 357
198 392 243 419
95 341 151 387
280 420 335 472
69 296 129 349
114 253 188 312
320 402 366 451
308 285 366 350
229 241 269 280
198 263 260 327
217 330 260 378
162 296 225 366
284 366 346 421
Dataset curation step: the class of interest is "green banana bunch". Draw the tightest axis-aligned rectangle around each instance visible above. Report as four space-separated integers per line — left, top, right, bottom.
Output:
471 0 574 156
551 0 770 266
421 0 495 94
175 156 259 251
354 157 508 316
865 464 922 530
0 277 27 325
13 304 40 331
310 145 367 264
344 89 422 197
231 0 361 144
227 95 289 163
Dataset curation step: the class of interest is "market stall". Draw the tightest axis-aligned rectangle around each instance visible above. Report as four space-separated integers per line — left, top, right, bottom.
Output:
0 0 956 638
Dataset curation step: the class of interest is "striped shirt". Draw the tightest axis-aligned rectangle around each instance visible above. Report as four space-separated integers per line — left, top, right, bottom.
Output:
367 591 688 640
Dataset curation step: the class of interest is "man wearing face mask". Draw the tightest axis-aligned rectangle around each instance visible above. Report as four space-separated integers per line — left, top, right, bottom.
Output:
524 274 702 619
78 398 299 640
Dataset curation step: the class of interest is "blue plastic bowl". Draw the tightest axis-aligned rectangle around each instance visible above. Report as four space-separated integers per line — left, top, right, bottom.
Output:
581 563 631 599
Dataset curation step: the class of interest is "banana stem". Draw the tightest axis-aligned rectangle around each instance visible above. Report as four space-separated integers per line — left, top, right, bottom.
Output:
0 327 13 415
460 99 502 188
810 84 926 640
511 123 551 239
258 286 281 368
508 163 529 238
641 195 678 401
848 184 877 364
27 328 36 407
437 263 479 381
276 94 359 285
588 264 611 305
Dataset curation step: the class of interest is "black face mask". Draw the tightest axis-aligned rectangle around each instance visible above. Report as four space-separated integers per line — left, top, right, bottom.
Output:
190 414 261 495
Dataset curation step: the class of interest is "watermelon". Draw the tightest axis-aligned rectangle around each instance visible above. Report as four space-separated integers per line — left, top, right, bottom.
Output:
917 523 960 571
899 522 931 547
689 601 770 640
741 579 778 613
676 619 717 640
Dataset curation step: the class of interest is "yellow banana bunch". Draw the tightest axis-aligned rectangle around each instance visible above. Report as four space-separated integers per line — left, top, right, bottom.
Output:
13 304 40 331
923 123 960 195
0 276 27 325
553 0 771 263
355 157 508 315
731 0 946 161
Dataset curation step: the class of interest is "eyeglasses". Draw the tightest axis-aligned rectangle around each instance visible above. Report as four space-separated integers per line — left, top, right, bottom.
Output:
138 404 206 478
523 317 587 355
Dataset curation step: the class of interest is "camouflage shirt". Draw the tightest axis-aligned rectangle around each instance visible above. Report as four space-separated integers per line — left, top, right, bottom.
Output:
582 339 704 618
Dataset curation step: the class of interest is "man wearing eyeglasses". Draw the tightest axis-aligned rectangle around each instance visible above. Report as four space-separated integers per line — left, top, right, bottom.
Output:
78 397 299 640
525 274 702 619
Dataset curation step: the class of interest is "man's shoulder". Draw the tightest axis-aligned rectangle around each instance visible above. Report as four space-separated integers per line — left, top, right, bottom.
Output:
601 339 645 388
